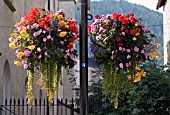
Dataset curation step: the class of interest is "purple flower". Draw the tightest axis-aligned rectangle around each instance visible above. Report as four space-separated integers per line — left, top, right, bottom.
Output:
48 19 52 23
23 64 28 69
37 47 42 52
24 50 31 57
60 41 64 44
134 47 139 52
55 22 58 26
119 63 123 69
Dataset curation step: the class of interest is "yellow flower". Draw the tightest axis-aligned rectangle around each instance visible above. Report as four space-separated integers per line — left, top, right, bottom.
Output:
57 14 63 20
150 50 158 58
135 23 138 27
9 43 16 49
14 60 22 66
59 31 67 37
17 52 24 58
133 37 137 41
28 45 35 50
20 30 27 36
135 33 140 36
58 21 67 27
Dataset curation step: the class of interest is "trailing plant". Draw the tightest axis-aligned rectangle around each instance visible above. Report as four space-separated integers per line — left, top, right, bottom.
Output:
88 13 162 108
9 8 78 105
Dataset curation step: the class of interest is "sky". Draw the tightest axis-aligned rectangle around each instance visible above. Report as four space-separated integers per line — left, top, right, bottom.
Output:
126 0 163 13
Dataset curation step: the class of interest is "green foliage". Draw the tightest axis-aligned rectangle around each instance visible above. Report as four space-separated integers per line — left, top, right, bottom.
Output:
87 60 170 114
118 60 170 115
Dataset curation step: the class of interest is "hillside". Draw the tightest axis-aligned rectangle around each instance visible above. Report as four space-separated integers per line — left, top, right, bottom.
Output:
75 0 163 63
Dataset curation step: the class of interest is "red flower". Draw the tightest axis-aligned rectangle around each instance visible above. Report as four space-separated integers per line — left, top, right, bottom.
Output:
69 37 77 42
95 15 100 19
112 13 119 20
69 24 78 34
45 15 51 22
67 44 73 49
88 25 91 34
118 43 123 46
115 36 121 42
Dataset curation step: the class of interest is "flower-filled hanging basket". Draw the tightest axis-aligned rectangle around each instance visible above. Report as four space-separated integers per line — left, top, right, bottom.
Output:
9 8 78 105
89 13 159 108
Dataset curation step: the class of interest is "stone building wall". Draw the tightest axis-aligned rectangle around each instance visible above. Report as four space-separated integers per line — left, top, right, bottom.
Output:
0 0 76 107
163 0 170 67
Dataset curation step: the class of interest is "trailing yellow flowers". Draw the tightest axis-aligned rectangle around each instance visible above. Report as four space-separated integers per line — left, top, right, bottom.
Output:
28 45 35 50
17 51 24 58
59 31 67 37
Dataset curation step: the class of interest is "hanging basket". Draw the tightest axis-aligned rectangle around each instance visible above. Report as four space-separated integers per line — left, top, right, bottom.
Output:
9 8 78 105
89 13 159 108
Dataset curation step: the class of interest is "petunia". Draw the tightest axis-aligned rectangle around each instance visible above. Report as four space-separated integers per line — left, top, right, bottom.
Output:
134 47 139 52
37 47 42 52
64 54 67 59
60 41 64 44
119 63 123 69
38 54 42 59
126 49 131 53
44 51 48 56
20 30 27 36
24 50 31 57
141 50 145 54
70 54 75 59
127 54 131 59
119 47 122 51
43 37 47 42
23 64 28 69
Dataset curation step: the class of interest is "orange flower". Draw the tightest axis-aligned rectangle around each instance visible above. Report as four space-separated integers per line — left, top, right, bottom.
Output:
9 43 16 49
57 14 63 20
17 52 24 58
59 31 67 37
14 60 22 66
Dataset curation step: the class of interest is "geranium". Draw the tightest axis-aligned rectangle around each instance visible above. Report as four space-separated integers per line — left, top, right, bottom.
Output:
89 13 160 108
9 8 78 105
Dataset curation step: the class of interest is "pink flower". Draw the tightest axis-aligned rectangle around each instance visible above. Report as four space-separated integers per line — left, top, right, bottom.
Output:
126 49 131 53
37 47 42 52
60 41 64 44
126 63 130 67
23 64 28 69
64 54 67 58
119 63 123 69
112 51 114 55
43 37 47 42
127 54 131 59
141 50 144 54
24 50 31 57
47 35 51 40
123 48 126 51
74 61 77 65
122 32 125 36
44 51 48 56
70 54 74 59
134 47 139 52
38 54 42 59
119 47 122 51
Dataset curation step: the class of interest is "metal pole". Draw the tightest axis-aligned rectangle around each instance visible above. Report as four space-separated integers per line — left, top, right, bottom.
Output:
80 0 88 115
